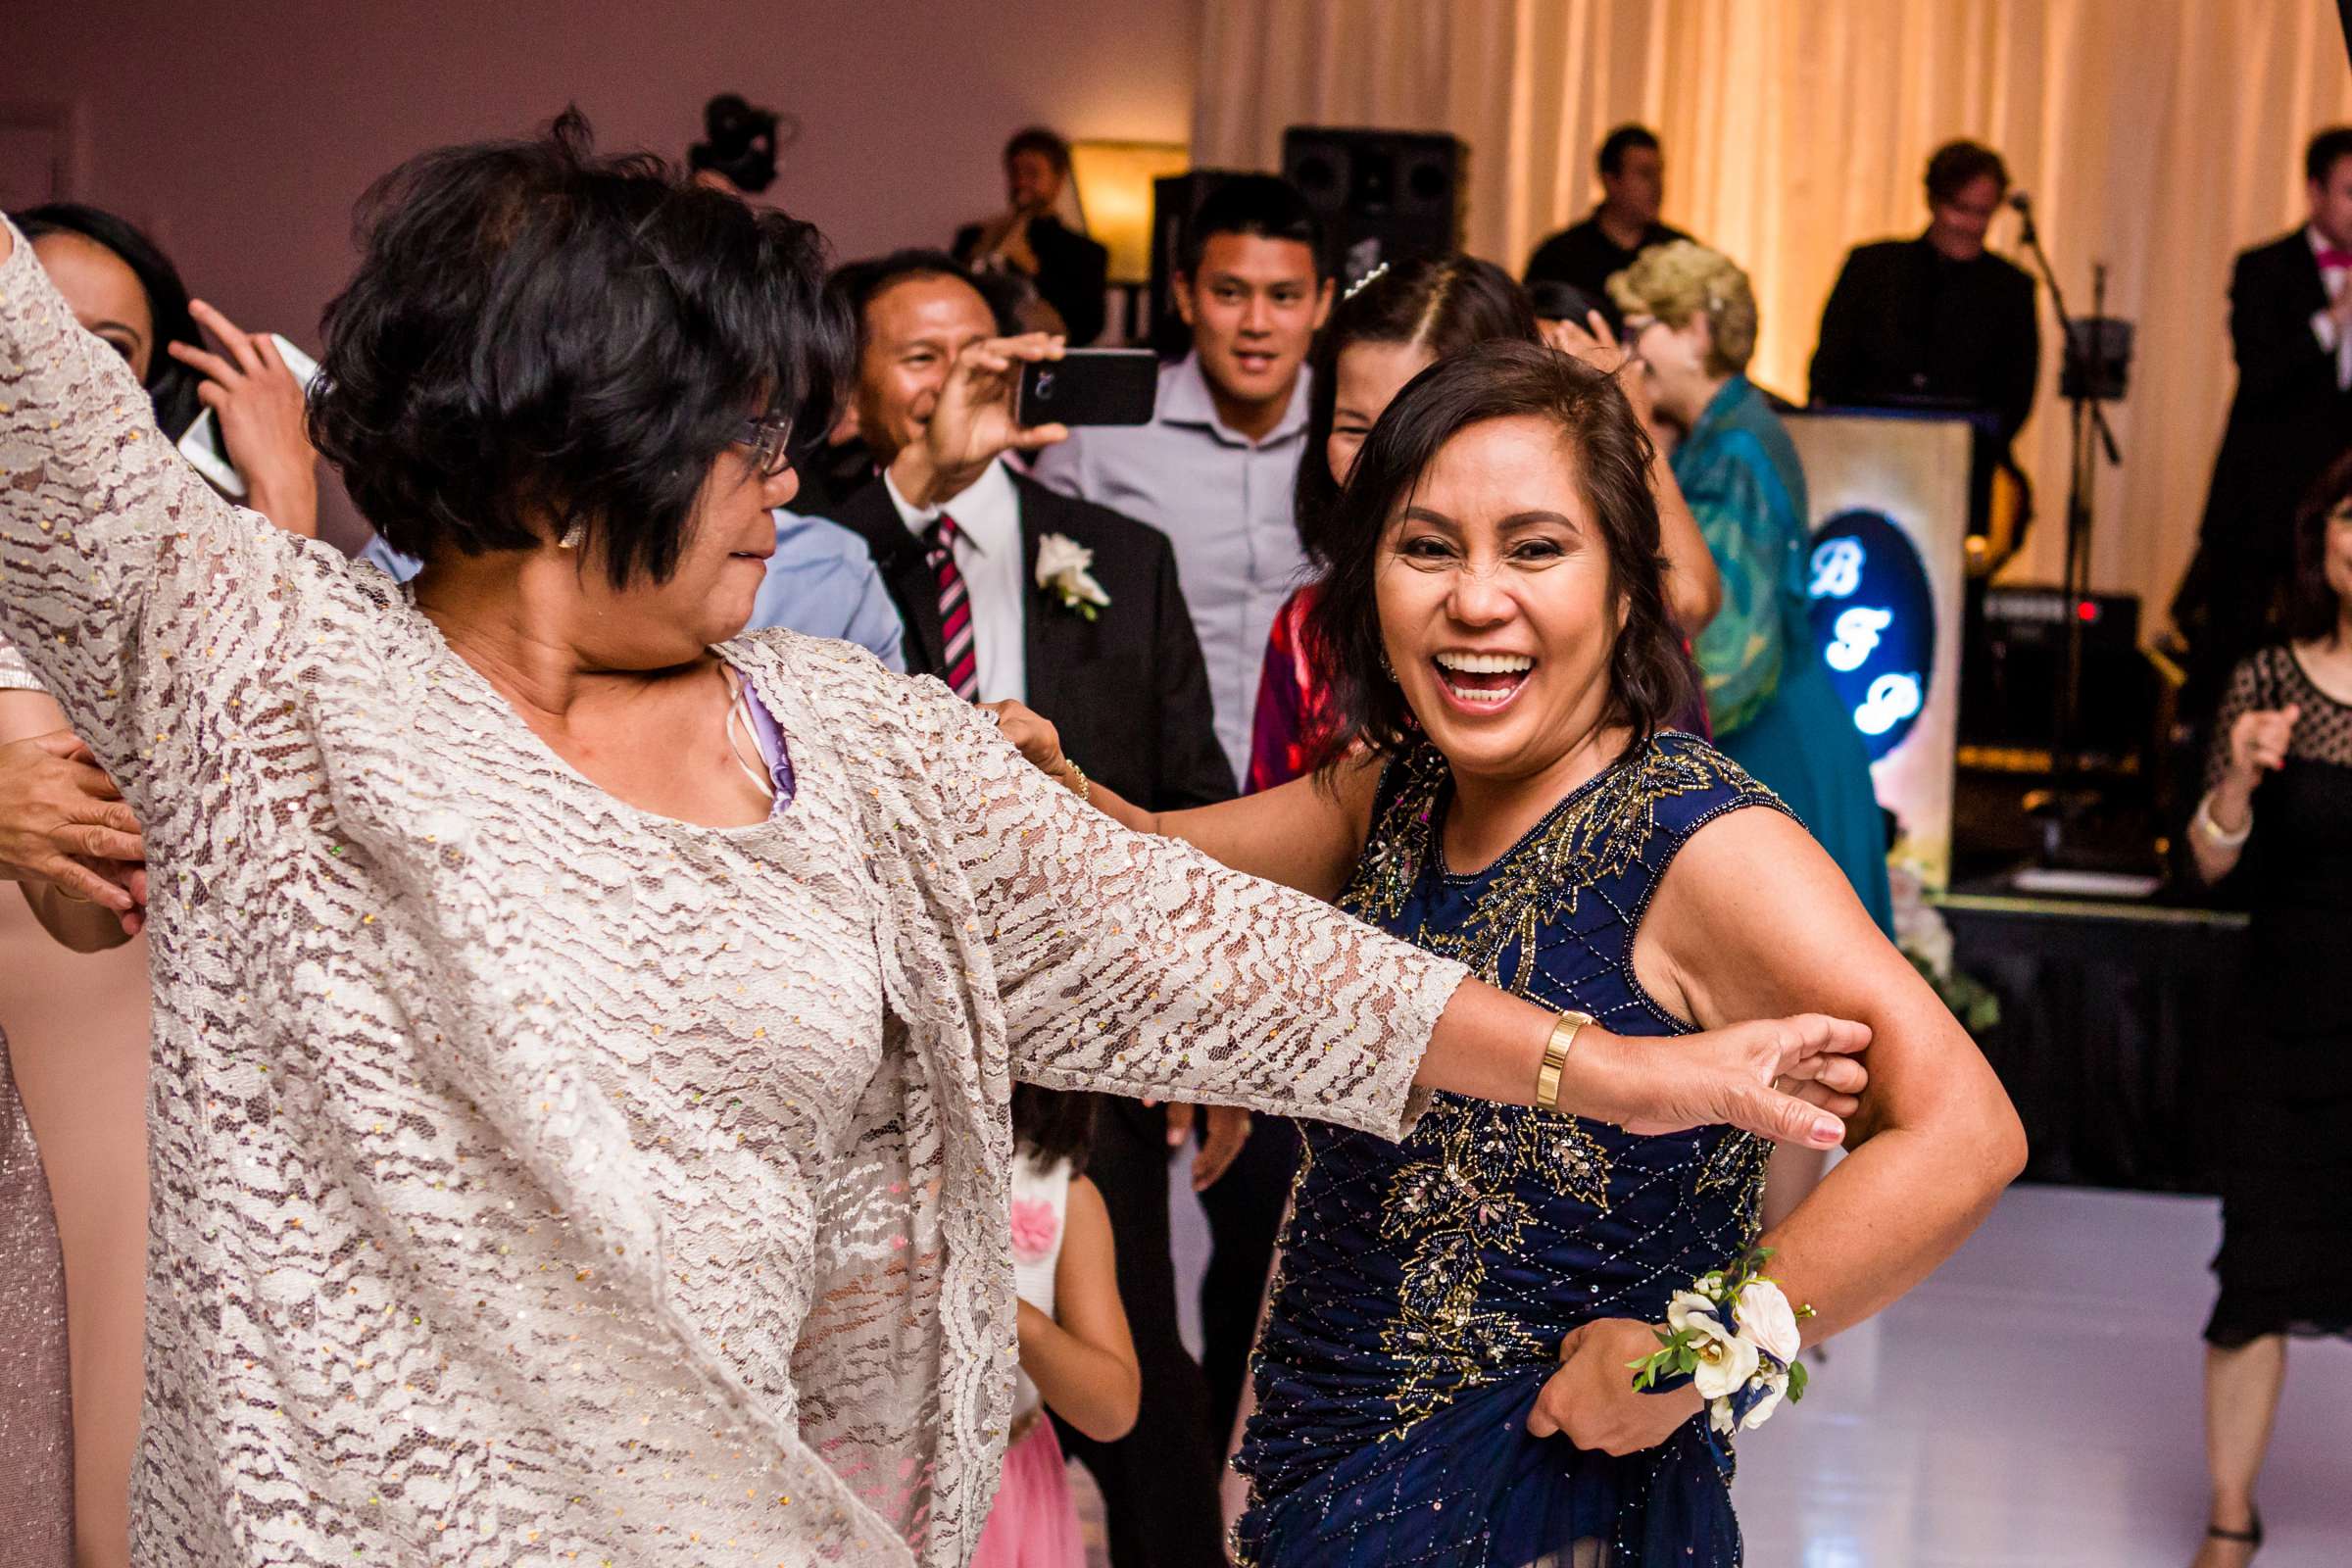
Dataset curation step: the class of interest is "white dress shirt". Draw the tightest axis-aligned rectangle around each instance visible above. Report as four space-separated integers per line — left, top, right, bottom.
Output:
1030 354 1311 777
886 457 1028 703
2307 225 2352 391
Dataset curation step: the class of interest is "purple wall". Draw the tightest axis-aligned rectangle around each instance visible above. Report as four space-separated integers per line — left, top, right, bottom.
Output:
3 0 1202 543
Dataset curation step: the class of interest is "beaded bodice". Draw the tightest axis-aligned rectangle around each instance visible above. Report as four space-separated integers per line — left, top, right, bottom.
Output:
1249 732 1790 1450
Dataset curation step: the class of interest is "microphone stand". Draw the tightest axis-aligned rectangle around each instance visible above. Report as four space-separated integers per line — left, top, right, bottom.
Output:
2011 199 2123 863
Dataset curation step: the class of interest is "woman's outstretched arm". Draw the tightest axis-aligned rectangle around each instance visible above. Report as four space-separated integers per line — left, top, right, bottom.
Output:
933 682 1863 1149
988 699 1378 902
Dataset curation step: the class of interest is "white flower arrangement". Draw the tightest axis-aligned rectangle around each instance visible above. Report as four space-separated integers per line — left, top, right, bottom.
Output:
1631 1247 1814 1435
1035 532 1111 620
1888 862 2000 1032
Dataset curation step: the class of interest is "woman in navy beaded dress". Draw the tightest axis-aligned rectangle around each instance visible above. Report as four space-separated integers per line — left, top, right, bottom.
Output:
999 340 2025 1565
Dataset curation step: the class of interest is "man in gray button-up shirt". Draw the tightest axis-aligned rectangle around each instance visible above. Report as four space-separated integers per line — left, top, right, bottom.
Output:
1031 174 1334 783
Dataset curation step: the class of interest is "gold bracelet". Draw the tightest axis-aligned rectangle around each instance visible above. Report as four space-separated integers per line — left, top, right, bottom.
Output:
1535 1010 1592 1114
1058 757 1090 806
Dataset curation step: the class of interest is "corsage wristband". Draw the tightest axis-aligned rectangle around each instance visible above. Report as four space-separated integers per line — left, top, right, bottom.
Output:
1628 1246 1815 1435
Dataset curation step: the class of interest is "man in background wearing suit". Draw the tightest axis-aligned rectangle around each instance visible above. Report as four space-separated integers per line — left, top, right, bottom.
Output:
1810 139 2041 540
813 250 1235 1568
2174 125 2352 727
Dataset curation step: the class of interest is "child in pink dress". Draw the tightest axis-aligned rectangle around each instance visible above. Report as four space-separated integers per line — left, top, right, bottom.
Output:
971 1088 1140 1568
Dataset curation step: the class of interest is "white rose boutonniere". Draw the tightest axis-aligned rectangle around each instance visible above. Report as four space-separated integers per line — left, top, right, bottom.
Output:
1036 533 1111 620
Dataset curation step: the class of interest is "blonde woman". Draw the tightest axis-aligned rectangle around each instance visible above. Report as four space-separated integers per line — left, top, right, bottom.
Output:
1610 241 1892 934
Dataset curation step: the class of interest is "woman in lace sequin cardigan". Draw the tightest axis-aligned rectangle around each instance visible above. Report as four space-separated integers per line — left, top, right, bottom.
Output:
0 121 1865 1568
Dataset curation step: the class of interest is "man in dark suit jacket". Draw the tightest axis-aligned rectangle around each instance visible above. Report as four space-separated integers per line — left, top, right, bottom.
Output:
1811 140 2039 540
953 126 1110 345
2174 126 2352 723
814 250 1236 1568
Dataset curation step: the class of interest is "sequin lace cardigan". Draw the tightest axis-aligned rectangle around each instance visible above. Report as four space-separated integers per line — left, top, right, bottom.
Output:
0 220 1465 1566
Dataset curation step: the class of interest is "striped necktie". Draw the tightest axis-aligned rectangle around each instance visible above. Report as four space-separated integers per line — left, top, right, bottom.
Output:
925 514 980 701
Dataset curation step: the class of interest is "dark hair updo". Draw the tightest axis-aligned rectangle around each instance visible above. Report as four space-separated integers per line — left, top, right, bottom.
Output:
309 108 849 587
1295 254 1539 565
1303 338 1691 763
14 202 208 441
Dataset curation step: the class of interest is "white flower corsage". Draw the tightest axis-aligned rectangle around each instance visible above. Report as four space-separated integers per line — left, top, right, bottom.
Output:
1036 532 1111 621
1630 1247 1814 1435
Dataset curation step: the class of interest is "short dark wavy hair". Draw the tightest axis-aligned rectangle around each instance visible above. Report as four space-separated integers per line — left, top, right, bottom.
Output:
1303 339 1690 765
1004 126 1072 173
1924 139 2009 206
310 109 848 587
2284 448 2352 643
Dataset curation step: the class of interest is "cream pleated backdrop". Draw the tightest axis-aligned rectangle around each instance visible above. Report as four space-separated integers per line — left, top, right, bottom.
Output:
1194 0 2352 623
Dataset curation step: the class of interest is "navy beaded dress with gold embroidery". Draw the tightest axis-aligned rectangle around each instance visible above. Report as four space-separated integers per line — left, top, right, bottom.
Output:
1233 731 1790 1566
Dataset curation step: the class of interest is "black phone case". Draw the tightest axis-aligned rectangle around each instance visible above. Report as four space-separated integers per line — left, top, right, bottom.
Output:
1016 350 1158 427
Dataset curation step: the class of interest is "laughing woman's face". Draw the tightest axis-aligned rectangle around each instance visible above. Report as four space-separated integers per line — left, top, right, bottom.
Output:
1374 415 1626 788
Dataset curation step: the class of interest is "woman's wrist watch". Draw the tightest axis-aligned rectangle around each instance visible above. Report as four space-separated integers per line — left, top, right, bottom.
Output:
1536 1011 1593 1113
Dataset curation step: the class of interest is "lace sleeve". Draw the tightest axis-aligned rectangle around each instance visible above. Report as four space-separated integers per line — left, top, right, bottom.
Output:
0 217 305 795
909 675 1463 1138
2204 651 2271 793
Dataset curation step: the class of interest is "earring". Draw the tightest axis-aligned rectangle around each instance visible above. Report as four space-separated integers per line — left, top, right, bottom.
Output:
557 520 584 551
1378 650 1396 682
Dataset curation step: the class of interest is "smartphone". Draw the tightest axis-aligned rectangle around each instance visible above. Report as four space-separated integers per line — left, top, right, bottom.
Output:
174 333 322 499
1015 348 1157 428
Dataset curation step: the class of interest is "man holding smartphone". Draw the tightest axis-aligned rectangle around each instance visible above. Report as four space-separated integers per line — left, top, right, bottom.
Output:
812 248 1236 1568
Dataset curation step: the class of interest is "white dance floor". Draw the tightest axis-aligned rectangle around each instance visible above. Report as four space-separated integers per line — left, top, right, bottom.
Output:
1154 1180 2352 1566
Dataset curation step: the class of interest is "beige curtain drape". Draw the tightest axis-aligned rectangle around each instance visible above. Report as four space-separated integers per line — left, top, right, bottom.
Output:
1195 0 2352 624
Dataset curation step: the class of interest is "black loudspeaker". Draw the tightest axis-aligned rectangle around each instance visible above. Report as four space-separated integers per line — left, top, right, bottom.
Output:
1958 586 2152 767
1148 169 1246 358
1281 125 1465 286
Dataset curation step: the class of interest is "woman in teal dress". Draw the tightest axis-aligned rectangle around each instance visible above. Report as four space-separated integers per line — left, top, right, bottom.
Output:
996 340 2025 1563
1612 241 1895 934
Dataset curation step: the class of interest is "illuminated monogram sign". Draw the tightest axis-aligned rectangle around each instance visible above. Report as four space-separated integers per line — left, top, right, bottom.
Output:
1784 414 1970 890
1805 511 1936 761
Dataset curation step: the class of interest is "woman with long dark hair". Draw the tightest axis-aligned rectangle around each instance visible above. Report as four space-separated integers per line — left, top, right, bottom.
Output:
1247 255 1718 793
1608 241 1892 936
1000 340 2023 1565
0 116 1868 1567
15 202 318 535
2183 452 2352 1568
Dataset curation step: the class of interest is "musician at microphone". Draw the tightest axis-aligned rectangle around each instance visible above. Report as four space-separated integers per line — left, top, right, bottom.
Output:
1808 140 2041 551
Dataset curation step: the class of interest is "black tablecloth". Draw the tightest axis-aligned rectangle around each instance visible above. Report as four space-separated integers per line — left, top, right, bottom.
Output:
1936 894 2246 1194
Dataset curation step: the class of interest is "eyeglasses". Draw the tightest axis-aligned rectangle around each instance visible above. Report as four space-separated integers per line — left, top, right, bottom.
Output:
734 413 796 478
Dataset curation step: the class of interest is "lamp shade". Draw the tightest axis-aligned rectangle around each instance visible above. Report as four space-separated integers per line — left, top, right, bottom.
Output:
1069 139 1190 285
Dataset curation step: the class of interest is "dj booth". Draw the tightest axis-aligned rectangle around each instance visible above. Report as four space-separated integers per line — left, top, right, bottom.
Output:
1787 411 2225 1197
